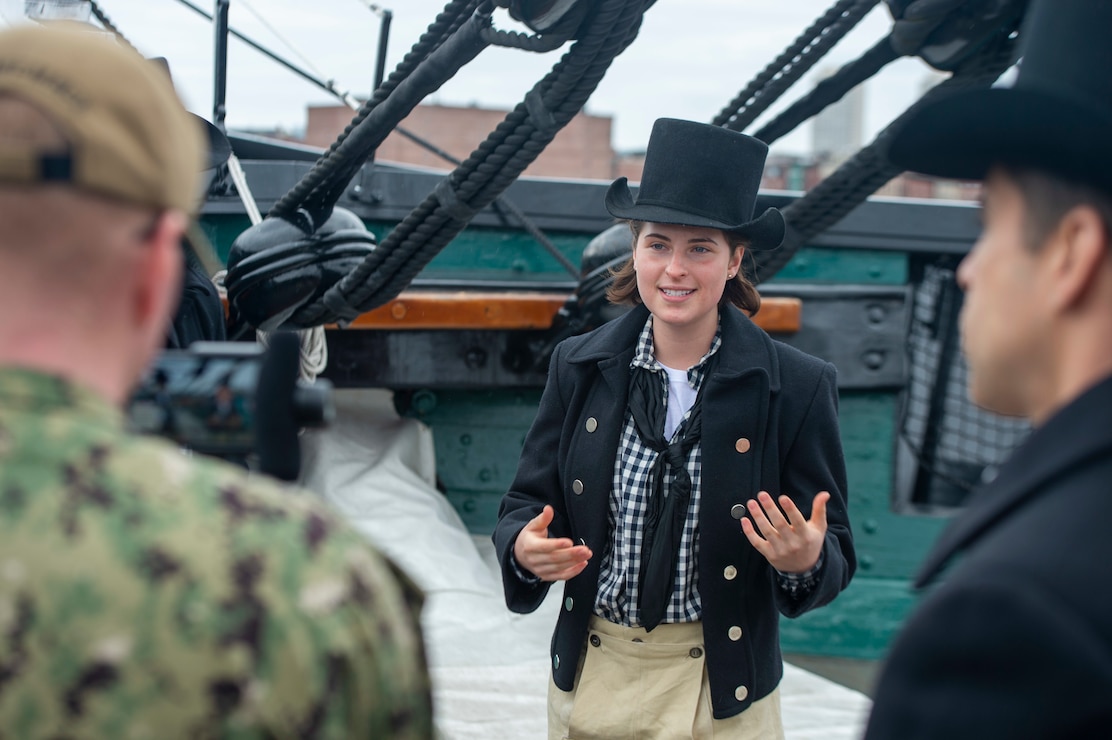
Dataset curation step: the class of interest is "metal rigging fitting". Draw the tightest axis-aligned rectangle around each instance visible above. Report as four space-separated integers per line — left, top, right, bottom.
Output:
502 0 593 38
225 208 377 332
886 0 1028 70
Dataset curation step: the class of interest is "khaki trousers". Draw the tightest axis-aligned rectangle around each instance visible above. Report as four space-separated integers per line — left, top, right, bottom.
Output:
548 615 785 739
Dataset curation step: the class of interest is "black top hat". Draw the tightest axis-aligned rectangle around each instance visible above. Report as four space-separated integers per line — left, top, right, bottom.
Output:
605 118 785 250
887 0 1112 193
148 56 232 171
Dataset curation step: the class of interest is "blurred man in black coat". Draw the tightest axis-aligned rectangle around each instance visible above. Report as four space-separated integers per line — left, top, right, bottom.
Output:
152 56 232 349
865 1 1112 737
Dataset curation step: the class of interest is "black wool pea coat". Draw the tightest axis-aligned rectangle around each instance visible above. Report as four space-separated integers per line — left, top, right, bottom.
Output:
493 304 856 720
865 374 1112 739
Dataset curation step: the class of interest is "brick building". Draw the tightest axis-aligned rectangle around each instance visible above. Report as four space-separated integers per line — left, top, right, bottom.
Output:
298 102 977 201
305 102 629 181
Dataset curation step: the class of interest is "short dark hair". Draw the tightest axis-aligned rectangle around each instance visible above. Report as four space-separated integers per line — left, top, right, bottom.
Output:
605 220 762 315
1003 166 1112 251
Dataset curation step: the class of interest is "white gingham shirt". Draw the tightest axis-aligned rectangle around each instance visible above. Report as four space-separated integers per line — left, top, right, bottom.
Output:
594 316 720 626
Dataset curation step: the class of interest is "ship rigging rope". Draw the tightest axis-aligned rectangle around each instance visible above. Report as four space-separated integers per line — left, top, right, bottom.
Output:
88 1 137 52
133 0 575 280
712 0 879 133
237 0 328 80
98 0 1021 329
707 0 1027 281
752 35 897 146
288 0 652 327
268 0 484 228
266 0 582 231
392 125 581 276
753 23 1020 280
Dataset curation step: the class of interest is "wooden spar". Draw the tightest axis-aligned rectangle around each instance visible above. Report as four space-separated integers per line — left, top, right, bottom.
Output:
330 291 802 333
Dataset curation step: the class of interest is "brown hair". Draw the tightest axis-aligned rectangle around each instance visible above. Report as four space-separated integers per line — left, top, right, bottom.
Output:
605 220 762 315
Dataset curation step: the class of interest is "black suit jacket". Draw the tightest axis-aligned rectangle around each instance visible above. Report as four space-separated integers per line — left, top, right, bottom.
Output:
493 304 855 719
866 374 1112 739
166 260 226 349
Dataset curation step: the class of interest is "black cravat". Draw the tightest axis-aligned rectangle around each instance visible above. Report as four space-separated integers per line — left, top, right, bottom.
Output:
628 360 710 631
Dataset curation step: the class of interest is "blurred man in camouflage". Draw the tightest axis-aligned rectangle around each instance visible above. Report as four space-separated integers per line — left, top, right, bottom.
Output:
0 23 434 738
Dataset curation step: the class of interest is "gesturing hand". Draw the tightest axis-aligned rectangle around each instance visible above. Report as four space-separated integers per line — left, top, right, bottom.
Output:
740 491 829 574
513 505 593 582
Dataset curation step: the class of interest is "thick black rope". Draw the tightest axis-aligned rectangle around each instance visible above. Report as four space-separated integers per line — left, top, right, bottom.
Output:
268 1 480 226
294 7 498 232
712 0 879 132
305 0 646 323
88 1 140 52
753 35 899 146
481 18 572 52
394 125 580 276
268 0 481 223
751 25 1020 282
292 0 648 326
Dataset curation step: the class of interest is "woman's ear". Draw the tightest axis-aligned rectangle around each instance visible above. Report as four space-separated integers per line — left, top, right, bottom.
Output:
729 245 745 277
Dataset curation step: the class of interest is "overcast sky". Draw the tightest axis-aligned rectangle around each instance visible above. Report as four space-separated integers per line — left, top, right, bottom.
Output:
1 0 942 156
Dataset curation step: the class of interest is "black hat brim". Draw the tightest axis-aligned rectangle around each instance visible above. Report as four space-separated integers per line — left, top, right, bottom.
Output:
149 58 231 171
887 87 1112 192
604 177 785 250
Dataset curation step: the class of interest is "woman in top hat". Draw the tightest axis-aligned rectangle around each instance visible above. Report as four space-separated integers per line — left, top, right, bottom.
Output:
493 118 855 738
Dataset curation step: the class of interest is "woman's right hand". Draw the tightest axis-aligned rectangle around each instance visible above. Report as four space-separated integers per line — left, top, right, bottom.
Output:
514 505 593 582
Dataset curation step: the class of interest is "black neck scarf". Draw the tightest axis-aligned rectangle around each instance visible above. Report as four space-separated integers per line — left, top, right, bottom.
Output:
628 351 716 631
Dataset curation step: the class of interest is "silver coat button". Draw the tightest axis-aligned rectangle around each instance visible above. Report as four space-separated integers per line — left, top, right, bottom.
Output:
585 417 598 433
572 479 584 495
728 626 743 641
723 565 738 581
730 503 746 520
735 685 749 701
565 597 574 611
554 654 561 670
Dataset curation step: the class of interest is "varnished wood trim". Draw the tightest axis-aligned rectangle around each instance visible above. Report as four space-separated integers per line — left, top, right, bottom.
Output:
330 291 802 333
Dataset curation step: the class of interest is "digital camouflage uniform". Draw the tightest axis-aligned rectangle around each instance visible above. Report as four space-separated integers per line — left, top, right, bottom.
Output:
0 368 434 739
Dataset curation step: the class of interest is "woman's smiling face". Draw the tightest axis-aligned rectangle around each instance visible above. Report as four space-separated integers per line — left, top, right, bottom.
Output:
632 222 742 338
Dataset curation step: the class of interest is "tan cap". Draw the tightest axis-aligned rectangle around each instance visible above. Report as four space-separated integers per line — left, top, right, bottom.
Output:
0 23 204 213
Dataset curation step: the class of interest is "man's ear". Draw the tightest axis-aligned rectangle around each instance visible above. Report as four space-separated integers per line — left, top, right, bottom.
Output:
1045 204 1110 313
135 210 187 331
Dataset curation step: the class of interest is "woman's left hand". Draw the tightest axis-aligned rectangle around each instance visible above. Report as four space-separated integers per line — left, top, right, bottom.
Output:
740 490 830 573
